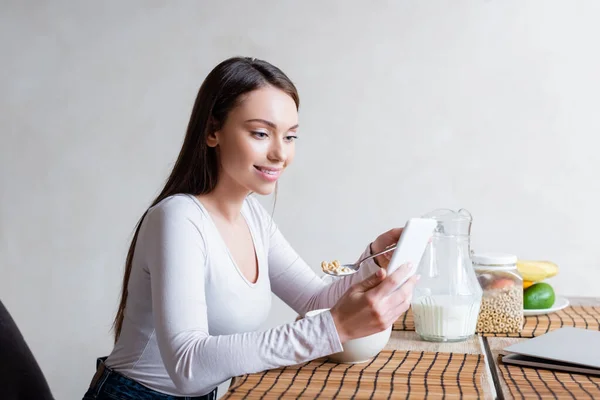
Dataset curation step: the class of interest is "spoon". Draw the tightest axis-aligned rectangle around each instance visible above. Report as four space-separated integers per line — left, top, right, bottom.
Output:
322 244 397 276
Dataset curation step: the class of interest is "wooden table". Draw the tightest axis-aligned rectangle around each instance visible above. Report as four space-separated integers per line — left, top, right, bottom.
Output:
222 296 599 399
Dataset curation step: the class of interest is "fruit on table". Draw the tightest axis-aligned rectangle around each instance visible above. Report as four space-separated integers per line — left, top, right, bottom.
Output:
523 282 556 309
517 260 559 282
523 280 535 289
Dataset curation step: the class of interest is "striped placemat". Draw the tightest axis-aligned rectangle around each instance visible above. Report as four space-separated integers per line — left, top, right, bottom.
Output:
485 305 600 338
393 305 600 338
393 307 415 331
495 354 600 399
222 350 484 399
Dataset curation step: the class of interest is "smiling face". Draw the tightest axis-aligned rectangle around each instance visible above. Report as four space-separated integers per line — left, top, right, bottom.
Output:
207 85 299 196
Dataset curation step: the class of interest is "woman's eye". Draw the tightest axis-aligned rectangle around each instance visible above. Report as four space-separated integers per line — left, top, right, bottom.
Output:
252 131 268 139
285 135 298 142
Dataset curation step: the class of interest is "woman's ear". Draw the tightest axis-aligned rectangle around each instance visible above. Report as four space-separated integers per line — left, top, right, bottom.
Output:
206 117 219 147
206 130 219 147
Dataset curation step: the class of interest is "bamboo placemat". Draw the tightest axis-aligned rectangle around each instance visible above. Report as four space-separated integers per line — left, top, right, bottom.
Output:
222 350 484 399
392 305 600 338
393 307 415 331
485 305 600 338
495 353 600 399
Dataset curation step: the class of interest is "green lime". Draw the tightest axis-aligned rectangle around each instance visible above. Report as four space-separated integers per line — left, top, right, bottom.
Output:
523 282 555 309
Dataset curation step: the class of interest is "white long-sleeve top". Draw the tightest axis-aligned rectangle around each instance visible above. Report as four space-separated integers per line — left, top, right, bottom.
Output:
104 193 380 396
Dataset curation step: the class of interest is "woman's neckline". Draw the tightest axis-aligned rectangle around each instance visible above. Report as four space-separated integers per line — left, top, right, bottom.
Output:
186 194 262 287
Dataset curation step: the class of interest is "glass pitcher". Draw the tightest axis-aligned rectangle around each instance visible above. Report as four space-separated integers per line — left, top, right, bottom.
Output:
410 208 482 342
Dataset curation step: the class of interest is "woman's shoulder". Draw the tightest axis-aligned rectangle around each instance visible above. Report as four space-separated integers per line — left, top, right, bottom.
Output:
146 194 208 225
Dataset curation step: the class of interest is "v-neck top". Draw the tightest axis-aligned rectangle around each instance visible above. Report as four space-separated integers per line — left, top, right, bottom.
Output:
192 195 263 288
104 193 381 396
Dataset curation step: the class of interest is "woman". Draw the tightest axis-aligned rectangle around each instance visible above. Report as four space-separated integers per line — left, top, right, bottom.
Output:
83 56 418 399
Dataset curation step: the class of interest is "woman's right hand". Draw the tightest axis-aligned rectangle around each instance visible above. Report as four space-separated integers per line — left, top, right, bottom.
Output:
329 265 418 343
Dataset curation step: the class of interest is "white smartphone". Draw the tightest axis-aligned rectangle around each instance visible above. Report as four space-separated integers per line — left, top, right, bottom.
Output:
386 217 438 289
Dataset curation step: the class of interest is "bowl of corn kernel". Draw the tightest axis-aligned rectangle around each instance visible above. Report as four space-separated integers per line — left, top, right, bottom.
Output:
305 308 392 364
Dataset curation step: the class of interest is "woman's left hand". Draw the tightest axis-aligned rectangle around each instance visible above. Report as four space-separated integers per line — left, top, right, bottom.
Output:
369 228 404 269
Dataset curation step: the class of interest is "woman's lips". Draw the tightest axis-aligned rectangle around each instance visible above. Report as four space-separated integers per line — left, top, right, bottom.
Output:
254 166 282 182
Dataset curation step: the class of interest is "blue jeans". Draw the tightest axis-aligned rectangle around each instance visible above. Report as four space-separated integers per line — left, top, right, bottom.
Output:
83 358 218 400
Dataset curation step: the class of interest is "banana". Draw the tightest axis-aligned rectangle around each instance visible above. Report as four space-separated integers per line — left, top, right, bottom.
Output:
516 260 559 282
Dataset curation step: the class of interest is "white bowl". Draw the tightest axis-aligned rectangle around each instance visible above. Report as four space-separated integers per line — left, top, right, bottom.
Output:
305 308 392 364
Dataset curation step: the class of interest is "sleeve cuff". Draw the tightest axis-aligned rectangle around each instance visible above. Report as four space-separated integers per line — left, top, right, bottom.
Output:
317 309 344 353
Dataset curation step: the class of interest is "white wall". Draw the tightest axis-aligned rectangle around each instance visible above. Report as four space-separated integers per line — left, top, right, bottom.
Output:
1 1 599 398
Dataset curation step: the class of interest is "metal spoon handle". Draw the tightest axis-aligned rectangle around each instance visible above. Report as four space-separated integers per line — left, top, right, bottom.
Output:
358 244 397 266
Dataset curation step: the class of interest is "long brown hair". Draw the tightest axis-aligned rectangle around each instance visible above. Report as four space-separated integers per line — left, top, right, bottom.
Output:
112 56 300 342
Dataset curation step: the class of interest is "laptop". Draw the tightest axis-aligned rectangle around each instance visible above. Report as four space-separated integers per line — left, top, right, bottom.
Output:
501 327 600 376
